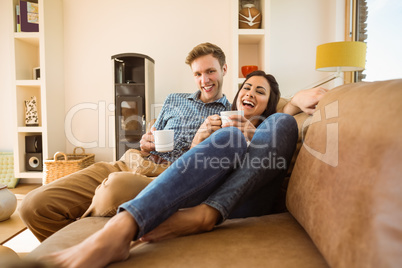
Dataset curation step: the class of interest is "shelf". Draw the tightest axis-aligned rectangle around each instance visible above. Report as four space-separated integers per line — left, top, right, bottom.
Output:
234 0 269 91
14 37 40 80
17 127 43 133
115 83 145 86
238 29 265 35
11 0 65 181
14 32 40 46
239 32 265 44
16 80 41 86
17 172 43 179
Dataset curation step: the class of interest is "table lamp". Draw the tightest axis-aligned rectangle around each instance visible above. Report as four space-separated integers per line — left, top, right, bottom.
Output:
315 41 367 87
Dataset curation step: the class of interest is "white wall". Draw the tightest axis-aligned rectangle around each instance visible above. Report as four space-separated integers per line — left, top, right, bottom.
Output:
0 0 14 152
62 0 233 161
270 0 341 97
0 0 342 161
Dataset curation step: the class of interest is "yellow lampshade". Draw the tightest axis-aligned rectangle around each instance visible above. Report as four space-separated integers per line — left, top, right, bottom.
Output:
316 41 367 72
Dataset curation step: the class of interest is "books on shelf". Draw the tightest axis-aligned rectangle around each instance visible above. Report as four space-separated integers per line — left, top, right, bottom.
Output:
18 0 39 32
16 5 20 32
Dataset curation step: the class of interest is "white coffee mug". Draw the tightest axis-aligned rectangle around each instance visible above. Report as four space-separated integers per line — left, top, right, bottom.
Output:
220 110 244 125
153 130 174 152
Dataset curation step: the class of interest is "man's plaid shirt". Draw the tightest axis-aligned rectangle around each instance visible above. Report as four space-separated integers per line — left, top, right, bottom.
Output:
151 91 231 163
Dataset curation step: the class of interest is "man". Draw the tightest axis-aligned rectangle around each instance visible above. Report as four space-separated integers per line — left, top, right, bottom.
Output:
139 42 231 163
19 42 327 243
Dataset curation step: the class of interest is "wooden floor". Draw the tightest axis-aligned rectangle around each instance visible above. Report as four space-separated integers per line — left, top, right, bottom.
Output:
9 183 41 196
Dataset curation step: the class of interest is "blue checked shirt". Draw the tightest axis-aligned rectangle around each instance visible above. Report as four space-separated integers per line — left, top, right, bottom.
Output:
151 91 231 162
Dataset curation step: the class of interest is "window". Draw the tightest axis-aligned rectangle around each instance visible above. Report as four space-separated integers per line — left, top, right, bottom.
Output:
349 0 402 82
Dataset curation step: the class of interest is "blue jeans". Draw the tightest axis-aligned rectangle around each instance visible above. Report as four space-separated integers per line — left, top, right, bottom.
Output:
205 113 298 221
119 113 298 239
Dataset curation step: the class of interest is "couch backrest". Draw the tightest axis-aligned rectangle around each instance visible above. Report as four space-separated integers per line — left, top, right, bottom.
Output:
286 79 402 267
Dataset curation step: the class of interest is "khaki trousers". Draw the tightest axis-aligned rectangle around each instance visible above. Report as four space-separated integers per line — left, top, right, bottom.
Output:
19 161 152 242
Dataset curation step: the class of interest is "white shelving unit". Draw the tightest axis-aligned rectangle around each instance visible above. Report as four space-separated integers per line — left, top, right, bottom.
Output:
10 0 65 183
232 0 270 90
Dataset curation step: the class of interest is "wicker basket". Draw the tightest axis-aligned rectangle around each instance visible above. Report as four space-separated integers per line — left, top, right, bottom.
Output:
43 147 95 184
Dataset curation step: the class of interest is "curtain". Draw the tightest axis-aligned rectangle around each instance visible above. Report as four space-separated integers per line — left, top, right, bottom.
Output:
344 0 368 83
356 0 368 82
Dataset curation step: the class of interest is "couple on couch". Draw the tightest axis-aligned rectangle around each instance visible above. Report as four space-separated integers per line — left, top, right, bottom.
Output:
20 42 327 267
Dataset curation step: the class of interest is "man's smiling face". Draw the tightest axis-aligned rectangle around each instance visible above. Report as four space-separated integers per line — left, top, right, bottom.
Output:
191 54 227 103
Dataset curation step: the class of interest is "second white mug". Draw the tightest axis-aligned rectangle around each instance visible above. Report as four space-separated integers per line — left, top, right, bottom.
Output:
220 110 244 125
153 130 174 152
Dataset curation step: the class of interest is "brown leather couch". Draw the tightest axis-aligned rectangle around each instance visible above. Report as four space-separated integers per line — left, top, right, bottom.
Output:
9 80 402 267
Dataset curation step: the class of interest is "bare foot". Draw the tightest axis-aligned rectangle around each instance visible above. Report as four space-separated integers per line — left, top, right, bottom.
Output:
140 204 220 242
40 211 137 268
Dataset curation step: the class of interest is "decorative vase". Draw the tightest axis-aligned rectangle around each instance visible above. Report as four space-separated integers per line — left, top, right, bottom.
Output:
239 3 262 29
24 96 39 126
0 184 17 222
241 65 258 78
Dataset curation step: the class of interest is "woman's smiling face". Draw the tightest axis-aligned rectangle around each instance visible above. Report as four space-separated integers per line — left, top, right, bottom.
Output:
236 75 270 124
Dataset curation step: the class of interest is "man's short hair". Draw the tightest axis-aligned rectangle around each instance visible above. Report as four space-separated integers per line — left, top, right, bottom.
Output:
185 43 226 69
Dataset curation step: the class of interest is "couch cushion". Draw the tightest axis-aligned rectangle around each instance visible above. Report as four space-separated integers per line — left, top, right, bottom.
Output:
287 79 402 267
272 99 312 213
28 213 328 267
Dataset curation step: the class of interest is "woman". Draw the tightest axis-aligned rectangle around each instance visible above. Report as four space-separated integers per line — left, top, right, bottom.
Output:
43 71 298 268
